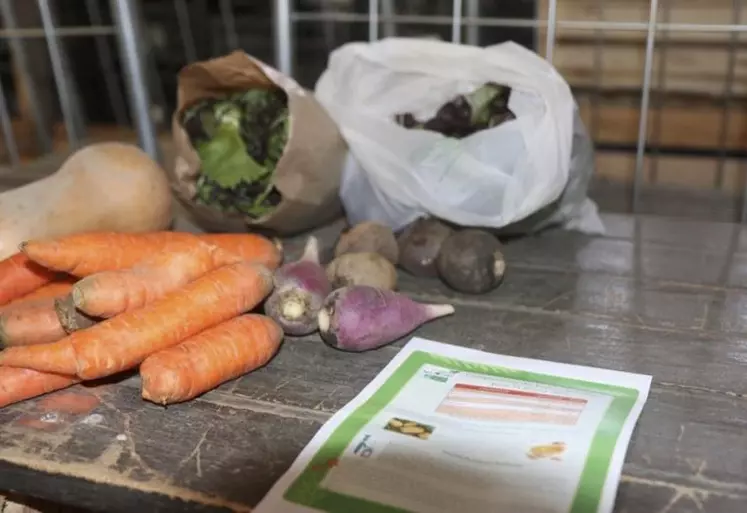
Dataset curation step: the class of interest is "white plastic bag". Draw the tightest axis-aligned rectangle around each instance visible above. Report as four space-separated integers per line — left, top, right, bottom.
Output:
314 38 604 235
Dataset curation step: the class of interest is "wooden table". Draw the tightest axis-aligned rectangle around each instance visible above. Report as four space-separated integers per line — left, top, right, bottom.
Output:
1 213 746 513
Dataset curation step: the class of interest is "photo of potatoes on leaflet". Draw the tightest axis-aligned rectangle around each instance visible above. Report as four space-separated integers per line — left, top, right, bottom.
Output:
384 417 435 440
527 441 567 461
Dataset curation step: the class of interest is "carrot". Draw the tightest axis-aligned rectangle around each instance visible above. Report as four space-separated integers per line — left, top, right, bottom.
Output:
0 367 79 408
8 279 77 306
0 261 274 379
55 294 100 334
141 314 283 405
20 232 187 276
70 237 240 319
0 253 58 306
0 298 68 348
21 231 283 277
199 233 283 270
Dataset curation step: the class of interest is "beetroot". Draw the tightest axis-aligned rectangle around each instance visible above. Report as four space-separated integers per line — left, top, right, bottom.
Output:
317 286 454 352
264 236 331 336
436 229 505 294
397 217 453 278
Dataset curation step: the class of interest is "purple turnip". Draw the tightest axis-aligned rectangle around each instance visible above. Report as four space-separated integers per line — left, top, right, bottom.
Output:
264 236 331 336
317 286 455 352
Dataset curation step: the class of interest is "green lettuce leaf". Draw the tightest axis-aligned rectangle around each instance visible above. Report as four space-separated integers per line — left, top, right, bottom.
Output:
195 124 268 189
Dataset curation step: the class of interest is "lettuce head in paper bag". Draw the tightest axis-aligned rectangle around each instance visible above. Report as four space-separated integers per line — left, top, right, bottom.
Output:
170 51 347 234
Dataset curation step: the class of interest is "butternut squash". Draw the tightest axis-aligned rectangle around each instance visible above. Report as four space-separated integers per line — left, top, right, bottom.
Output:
0 142 173 260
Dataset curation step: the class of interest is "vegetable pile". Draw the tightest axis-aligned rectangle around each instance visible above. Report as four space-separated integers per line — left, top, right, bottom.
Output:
0 217 503 410
261 221 456 352
181 88 290 218
394 82 516 139
0 230 283 408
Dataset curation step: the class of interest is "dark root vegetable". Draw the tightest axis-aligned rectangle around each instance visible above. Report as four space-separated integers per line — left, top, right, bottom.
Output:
263 236 331 336
326 252 397 290
317 286 454 352
397 217 453 278
436 229 505 294
335 221 399 265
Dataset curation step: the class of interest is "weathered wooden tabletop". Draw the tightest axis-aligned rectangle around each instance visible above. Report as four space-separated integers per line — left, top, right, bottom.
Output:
1 213 746 513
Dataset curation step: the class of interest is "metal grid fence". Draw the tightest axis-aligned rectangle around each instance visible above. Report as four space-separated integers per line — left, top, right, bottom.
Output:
0 0 746 220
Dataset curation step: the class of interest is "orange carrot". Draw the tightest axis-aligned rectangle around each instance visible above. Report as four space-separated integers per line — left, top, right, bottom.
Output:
141 314 283 404
0 253 58 306
21 231 282 277
200 233 283 270
20 232 186 276
0 367 79 408
0 298 68 348
8 279 77 306
71 237 241 319
0 261 274 379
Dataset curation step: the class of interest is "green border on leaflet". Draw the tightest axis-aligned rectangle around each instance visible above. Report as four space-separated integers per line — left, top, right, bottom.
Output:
283 350 638 513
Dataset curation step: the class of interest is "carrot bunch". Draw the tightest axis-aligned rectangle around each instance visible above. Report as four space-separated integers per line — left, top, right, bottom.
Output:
0 230 285 408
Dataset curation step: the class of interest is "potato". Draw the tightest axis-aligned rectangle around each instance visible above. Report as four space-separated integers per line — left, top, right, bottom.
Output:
335 221 399 264
326 252 397 290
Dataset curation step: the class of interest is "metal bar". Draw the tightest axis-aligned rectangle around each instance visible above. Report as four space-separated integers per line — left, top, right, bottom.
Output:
545 0 558 62
174 0 197 63
145 47 168 129
369 0 379 41
590 0 604 140
0 26 117 37
291 12 747 33
219 0 240 51
715 0 741 189
0 83 20 167
466 0 479 46
321 0 336 51
0 0 52 153
381 0 396 38
452 0 463 44
632 0 660 213
273 0 293 76
649 0 672 185
86 0 128 127
37 0 83 148
110 0 159 161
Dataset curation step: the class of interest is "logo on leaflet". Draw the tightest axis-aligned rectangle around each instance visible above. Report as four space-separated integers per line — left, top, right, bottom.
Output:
423 368 457 383
353 434 374 458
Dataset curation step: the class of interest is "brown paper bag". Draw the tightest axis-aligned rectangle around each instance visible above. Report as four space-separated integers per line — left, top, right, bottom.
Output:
170 51 347 235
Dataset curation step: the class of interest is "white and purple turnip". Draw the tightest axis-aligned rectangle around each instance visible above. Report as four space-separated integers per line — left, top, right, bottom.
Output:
317 286 454 352
264 236 331 336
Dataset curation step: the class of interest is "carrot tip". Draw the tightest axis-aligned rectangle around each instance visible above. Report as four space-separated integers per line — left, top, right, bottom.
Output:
55 295 99 334
71 286 85 309
17 241 28 253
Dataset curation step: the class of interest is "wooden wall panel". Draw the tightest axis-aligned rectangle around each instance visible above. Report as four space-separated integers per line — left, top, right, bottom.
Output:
537 0 747 191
